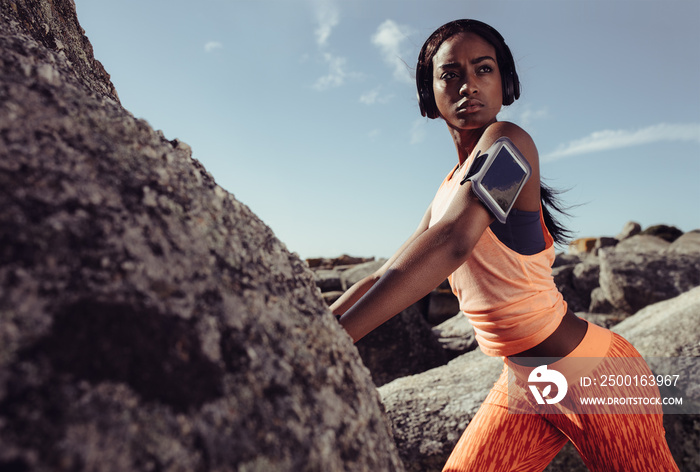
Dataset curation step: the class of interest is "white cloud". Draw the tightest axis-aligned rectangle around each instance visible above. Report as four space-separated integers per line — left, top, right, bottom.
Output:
410 118 428 145
371 19 414 84
519 107 549 128
313 53 347 90
204 41 223 53
360 89 379 105
498 104 548 130
312 0 340 47
308 0 352 91
542 123 700 162
368 128 381 140
360 86 393 105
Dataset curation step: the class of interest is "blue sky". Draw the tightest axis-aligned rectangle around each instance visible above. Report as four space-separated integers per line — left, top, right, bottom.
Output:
74 0 700 259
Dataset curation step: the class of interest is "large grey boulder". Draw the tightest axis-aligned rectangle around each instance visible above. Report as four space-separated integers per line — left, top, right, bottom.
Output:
612 286 700 357
431 313 478 359
667 230 700 255
0 0 118 102
613 234 671 253
613 287 700 472
378 351 502 471
615 220 642 241
598 238 700 314
313 269 343 292
555 228 700 316
339 259 386 291
553 257 603 313
640 224 684 243
552 264 589 312
425 280 461 325
0 1 404 470
571 259 601 308
356 304 448 387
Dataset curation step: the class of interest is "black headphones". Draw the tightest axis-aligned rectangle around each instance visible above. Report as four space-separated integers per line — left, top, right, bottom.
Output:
417 20 521 119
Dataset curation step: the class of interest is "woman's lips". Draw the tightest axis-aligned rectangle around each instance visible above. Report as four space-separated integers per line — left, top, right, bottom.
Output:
457 100 484 113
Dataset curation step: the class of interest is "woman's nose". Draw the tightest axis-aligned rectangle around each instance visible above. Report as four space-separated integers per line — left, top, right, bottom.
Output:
459 79 475 96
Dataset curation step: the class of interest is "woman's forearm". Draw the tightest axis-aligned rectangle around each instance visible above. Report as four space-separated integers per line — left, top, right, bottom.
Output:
331 204 434 318
339 221 475 342
339 189 493 342
329 274 379 317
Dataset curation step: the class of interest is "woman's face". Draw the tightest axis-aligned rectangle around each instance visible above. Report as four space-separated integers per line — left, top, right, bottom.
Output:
432 32 503 131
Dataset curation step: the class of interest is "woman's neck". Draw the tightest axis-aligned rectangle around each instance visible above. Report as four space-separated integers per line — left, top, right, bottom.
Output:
447 119 497 165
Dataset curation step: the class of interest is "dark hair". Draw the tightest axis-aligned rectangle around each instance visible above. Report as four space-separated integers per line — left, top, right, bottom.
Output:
540 182 575 246
417 20 573 244
416 19 520 118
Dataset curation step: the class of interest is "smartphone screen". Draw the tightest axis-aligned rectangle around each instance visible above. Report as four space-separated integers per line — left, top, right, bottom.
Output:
480 147 529 213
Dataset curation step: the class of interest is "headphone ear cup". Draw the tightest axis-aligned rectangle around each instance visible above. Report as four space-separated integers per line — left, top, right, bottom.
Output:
424 90 438 118
498 37 520 106
501 64 520 106
502 75 514 106
418 79 439 118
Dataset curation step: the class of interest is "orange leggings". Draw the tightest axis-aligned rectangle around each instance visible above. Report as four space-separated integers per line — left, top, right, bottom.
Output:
443 322 679 472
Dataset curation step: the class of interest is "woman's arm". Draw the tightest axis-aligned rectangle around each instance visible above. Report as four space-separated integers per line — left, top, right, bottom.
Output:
337 122 542 343
338 183 494 342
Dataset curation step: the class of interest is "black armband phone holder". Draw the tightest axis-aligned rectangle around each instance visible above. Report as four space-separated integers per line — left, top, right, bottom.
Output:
460 137 532 224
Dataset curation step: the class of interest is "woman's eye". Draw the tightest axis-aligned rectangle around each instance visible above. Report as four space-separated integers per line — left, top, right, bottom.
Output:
440 72 457 80
477 65 493 74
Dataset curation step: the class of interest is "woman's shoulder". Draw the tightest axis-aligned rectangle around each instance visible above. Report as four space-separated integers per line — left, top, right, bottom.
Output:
484 121 534 144
479 121 538 158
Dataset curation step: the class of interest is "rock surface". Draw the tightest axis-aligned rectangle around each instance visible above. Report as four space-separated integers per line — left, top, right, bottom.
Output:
553 228 700 315
431 313 478 359
598 240 700 314
378 351 503 472
612 286 700 358
0 0 118 102
0 1 404 470
356 304 448 387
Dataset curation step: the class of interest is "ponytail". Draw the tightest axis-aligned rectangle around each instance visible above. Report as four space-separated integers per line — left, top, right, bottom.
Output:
540 183 574 245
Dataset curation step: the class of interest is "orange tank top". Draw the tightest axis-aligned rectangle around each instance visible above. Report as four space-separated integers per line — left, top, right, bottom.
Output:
429 163 567 357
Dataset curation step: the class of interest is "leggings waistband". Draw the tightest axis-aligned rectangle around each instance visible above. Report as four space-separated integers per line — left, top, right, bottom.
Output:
506 320 615 385
562 320 613 358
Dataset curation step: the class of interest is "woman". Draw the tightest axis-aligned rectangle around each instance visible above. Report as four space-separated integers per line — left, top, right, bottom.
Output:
332 19 679 471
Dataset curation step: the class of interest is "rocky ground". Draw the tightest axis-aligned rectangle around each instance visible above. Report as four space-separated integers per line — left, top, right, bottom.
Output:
309 224 700 471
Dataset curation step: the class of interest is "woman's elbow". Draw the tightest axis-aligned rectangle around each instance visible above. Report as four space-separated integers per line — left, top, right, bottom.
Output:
438 222 475 264
447 237 473 263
